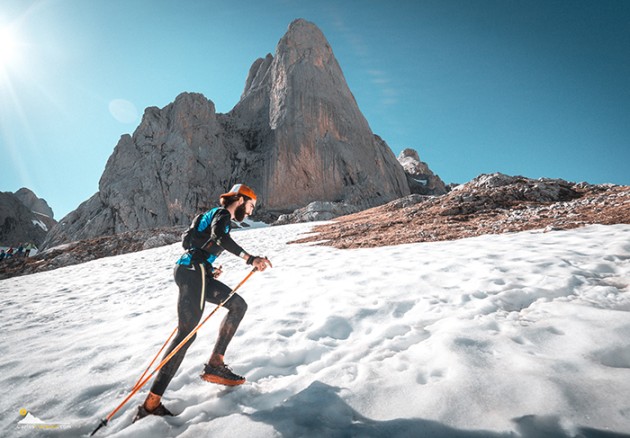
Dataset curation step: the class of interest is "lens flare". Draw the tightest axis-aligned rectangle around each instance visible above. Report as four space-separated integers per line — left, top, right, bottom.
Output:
109 99 139 124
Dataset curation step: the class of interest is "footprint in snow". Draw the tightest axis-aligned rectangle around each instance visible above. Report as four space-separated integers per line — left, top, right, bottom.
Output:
307 316 352 341
416 368 446 385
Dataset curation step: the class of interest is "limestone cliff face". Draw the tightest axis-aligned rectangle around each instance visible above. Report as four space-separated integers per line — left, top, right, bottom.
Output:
44 19 413 248
45 93 236 247
98 93 234 231
232 19 410 210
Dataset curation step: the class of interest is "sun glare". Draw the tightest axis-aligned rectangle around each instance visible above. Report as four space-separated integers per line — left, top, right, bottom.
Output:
0 27 19 69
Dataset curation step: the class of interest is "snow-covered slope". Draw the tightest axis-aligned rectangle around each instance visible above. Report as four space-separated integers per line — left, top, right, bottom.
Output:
1 223 629 437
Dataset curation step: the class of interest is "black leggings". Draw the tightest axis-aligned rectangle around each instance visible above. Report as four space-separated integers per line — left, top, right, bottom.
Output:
150 263 248 396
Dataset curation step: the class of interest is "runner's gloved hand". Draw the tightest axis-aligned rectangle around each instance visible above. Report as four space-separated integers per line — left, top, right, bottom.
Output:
247 256 272 272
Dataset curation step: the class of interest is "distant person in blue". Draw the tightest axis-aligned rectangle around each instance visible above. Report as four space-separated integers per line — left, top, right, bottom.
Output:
0 249 6 261
135 184 272 421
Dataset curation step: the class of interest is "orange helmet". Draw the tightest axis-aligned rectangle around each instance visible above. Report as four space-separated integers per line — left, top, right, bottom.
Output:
220 184 257 201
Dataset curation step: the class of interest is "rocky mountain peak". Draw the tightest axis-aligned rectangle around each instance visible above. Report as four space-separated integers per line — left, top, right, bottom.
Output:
241 53 274 100
268 19 358 128
398 148 423 173
14 187 54 219
276 19 333 67
1 189 57 246
232 18 409 212
43 19 413 249
397 148 448 196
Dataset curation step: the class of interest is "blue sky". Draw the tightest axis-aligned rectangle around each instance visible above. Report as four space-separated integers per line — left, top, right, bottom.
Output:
1 0 629 219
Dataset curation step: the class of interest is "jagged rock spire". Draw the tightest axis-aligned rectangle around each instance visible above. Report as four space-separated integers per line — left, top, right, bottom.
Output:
233 19 410 210
43 19 412 248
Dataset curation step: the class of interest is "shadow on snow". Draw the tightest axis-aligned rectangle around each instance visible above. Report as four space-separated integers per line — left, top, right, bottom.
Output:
248 381 630 438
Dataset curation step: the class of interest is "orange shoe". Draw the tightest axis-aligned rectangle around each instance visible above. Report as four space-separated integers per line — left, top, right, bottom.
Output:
200 363 246 386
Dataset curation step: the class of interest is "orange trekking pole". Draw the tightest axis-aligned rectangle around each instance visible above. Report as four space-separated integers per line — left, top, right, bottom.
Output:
90 267 258 436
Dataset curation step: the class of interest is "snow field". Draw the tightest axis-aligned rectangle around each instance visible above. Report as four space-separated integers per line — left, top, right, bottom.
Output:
1 223 629 437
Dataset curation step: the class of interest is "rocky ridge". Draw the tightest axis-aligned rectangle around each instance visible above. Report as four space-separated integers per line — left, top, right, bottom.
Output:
275 201 361 225
3 173 628 280
292 173 630 248
0 227 182 280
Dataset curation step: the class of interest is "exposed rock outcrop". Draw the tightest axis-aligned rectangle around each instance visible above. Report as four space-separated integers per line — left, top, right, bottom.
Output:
14 187 55 218
0 191 51 246
293 173 630 248
0 226 182 280
397 148 448 196
43 19 412 249
274 201 361 225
